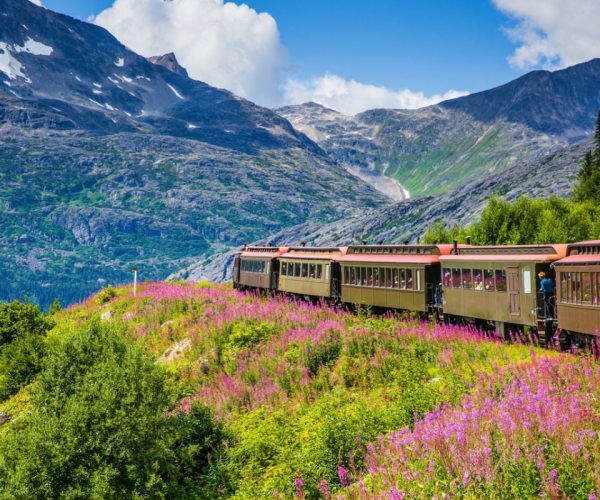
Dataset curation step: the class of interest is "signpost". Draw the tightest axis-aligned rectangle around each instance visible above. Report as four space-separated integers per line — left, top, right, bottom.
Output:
132 267 138 297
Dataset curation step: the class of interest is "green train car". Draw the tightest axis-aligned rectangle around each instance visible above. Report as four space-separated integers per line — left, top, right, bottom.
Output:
338 245 453 313
278 247 345 299
440 244 567 337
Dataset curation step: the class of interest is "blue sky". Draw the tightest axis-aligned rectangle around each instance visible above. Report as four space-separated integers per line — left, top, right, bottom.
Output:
39 0 600 113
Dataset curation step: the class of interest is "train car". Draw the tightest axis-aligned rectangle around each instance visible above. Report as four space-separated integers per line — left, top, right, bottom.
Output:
553 241 600 344
337 244 453 313
233 246 288 291
440 244 567 337
278 247 346 299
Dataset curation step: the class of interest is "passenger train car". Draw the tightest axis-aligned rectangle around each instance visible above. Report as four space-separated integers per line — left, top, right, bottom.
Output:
232 241 600 348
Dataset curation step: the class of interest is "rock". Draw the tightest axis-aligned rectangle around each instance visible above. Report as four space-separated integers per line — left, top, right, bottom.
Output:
0 412 10 426
160 337 192 363
100 310 113 322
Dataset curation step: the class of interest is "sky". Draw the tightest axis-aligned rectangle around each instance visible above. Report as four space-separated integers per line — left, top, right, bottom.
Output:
37 0 600 114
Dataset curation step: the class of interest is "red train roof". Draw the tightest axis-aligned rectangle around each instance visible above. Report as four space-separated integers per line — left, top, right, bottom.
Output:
239 246 289 258
555 254 600 265
338 254 441 264
280 247 347 261
440 244 567 263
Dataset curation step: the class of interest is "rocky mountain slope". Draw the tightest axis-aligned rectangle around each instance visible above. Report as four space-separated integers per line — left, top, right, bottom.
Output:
174 137 590 282
0 0 388 307
277 60 600 197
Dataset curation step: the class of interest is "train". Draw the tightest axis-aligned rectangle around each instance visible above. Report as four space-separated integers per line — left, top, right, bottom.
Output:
232 241 600 349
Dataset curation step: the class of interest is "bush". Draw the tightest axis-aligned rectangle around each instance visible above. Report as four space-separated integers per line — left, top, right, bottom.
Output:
96 285 118 305
0 320 224 498
0 300 54 348
0 333 46 401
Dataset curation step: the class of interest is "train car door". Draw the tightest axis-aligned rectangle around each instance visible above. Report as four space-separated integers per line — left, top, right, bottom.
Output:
507 267 521 316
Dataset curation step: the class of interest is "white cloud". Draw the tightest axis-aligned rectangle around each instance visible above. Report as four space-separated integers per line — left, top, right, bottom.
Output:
94 0 287 107
493 0 600 69
284 74 468 116
94 0 466 113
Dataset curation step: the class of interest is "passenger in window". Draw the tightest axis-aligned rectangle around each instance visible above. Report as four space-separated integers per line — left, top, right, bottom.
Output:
538 272 555 319
474 270 483 290
443 269 452 287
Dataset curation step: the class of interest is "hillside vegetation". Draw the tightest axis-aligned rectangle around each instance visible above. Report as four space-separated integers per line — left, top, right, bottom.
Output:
1 283 600 498
424 110 600 246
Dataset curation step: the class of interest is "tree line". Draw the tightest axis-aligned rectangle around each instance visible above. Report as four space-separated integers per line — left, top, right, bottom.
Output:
424 110 600 245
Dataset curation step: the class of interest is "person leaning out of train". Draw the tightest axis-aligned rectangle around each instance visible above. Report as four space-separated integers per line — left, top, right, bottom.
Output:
538 272 555 319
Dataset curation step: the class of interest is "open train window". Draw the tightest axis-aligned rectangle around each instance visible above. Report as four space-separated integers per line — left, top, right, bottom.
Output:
400 269 406 289
281 262 287 276
301 264 308 278
560 272 568 303
317 264 322 279
367 268 373 286
595 272 600 306
406 269 413 290
484 269 494 291
495 270 507 292
386 268 392 288
462 269 472 289
349 267 356 285
294 263 301 277
452 268 462 288
373 268 379 287
443 268 452 288
473 270 483 290
582 273 592 304
309 264 316 279
344 267 349 284
392 268 399 288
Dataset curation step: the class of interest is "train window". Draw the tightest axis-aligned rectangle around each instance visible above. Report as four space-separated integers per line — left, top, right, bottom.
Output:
294 263 301 277
406 269 413 290
309 264 316 279
560 272 568 303
484 269 495 291
344 267 349 284
367 268 373 286
282 262 287 276
473 270 483 290
400 269 406 289
582 273 592 304
462 269 472 289
523 269 532 294
325 265 330 280
349 267 356 285
393 268 399 289
386 268 392 288
496 270 507 292
262 261 266 273
373 268 379 287
595 273 600 306
301 264 308 278
416 270 420 291
317 264 323 279
380 268 386 288
452 268 462 288
443 268 452 288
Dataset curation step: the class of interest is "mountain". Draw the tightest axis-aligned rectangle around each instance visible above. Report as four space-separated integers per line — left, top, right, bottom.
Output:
173 136 589 282
277 59 600 196
0 0 388 307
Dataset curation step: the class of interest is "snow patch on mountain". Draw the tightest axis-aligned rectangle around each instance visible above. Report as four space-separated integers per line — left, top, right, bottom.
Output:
0 42 30 82
167 83 184 100
114 57 124 67
15 37 53 56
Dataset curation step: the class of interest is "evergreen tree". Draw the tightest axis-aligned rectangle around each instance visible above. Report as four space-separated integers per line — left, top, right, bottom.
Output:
573 109 600 203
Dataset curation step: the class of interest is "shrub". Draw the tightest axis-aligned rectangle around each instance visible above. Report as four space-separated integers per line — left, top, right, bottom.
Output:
96 285 117 305
0 300 54 348
0 320 224 498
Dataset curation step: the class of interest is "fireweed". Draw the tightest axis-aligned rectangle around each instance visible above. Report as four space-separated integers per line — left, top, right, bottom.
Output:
61 282 598 499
